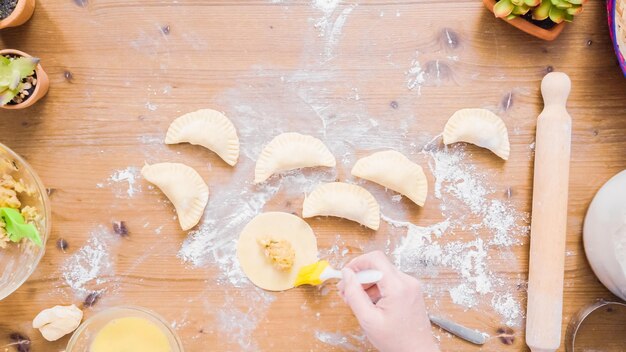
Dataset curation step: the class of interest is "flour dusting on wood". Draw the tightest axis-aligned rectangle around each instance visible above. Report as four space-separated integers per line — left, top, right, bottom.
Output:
314 330 366 351
406 51 425 92
217 290 276 351
103 166 141 198
61 226 116 296
385 141 528 327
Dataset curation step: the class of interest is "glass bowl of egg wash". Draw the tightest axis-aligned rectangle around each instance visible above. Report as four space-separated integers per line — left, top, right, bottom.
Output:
66 306 184 352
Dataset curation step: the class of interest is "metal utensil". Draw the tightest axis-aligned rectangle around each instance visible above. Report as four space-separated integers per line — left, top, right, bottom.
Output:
430 314 488 345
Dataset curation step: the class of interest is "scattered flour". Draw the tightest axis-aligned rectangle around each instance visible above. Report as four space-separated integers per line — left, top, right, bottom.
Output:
318 234 351 267
385 140 529 327
314 331 366 351
129 29 169 57
325 6 355 58
406 51 425 92
138 134 163 145
312 0 340 14
424 142 528 246
145 101 158 111
491 292 523 327
483 199 526 246
61 226 115 296
217 289 276 351
105 166 141 198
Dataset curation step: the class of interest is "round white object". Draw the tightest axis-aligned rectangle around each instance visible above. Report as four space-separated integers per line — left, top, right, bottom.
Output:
583 170 626 301
237 212 318 291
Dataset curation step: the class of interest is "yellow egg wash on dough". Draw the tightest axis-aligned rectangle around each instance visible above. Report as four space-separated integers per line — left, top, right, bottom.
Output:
90 317 171 352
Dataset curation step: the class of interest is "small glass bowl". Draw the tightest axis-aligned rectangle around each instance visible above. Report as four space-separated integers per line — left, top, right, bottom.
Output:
0 142 51 301
66 306 184 352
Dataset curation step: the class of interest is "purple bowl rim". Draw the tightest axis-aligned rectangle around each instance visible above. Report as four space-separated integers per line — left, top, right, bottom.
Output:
608 0 626 76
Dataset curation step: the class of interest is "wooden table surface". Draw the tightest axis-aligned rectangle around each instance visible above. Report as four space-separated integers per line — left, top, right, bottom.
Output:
1 0 626 351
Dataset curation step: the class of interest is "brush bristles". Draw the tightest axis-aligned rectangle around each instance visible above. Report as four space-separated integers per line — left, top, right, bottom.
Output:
294 260 329 287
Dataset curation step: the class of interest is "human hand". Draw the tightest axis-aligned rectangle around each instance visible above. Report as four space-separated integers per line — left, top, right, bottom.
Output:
337 251 439 352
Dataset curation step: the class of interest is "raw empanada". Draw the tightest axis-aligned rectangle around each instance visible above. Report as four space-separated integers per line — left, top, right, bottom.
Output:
351 150 428 206
165 109 240 166
254 132 336 184
141 162 209 231
302 182 380 230
442 108 510 160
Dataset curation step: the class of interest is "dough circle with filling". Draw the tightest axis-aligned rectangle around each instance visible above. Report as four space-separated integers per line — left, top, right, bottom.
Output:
237 212 318 291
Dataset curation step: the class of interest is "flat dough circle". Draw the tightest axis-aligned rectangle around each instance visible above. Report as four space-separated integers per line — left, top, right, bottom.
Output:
237 212 318 291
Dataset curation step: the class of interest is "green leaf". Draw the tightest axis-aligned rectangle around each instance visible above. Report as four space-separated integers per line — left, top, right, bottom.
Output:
549 6 566 23
511 0 525 6
566 5 582 15
0 56 10 65
567 0 583 4
563 13 574 21
494 0 515 18
8 70 21 91
0 88 18 106
506 13 518 19
0 65 12 87
9 57 38 78
512 5 530 15
524 0 541 6
555 0 572 9
550 0 559 5
0 207 42 247
533 0 552 20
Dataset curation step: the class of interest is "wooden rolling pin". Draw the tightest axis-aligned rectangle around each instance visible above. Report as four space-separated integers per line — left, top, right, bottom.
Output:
526 72 572 352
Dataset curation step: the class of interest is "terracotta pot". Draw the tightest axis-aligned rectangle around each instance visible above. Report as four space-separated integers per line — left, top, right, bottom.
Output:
483 0 566 41
0 0 35 29
0 49 49 110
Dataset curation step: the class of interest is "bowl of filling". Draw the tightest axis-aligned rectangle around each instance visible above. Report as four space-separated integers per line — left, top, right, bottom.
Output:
0 142 50 300
66 306 184 352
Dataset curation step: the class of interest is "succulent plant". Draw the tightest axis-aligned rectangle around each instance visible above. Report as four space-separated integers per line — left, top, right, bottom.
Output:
0 55 39 106
494 0 586 24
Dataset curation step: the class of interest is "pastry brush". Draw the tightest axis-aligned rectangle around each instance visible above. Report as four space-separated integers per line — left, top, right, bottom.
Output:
294 260 382 287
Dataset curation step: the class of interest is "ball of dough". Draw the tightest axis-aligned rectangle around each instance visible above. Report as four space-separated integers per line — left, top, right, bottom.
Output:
583 170 626 301
237 212 318 291
32 304 83 341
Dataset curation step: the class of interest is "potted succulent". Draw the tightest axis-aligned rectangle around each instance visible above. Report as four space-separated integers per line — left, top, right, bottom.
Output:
0 0 35 29
0 49 49 109
484 0 586 41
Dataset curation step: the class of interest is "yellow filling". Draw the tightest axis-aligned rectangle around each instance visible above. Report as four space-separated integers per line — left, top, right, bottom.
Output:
0 168 40 247
90 317 171 352
258 237 295 271
0 222 9 248
0 186 19 209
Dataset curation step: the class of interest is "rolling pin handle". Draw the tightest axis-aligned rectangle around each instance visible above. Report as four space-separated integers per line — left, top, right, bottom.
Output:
541 72 571 107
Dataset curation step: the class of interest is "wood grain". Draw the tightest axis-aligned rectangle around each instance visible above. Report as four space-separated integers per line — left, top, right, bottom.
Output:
1 0 625 351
